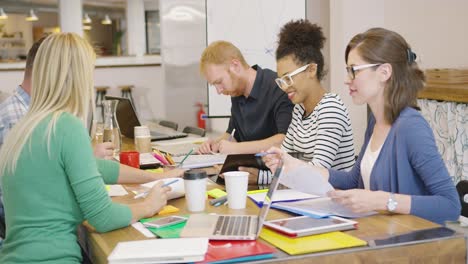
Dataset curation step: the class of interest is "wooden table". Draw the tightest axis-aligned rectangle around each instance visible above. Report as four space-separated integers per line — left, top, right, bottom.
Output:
83 138 466 263
80 185 466 264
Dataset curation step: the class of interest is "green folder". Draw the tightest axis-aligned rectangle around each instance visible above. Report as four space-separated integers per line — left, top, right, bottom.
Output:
140 216 188 238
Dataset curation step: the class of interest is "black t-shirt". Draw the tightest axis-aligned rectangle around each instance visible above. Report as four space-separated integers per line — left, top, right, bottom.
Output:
227 65 293 142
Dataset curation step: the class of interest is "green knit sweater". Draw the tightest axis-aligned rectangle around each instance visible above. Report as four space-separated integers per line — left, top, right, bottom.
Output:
0 112 131 263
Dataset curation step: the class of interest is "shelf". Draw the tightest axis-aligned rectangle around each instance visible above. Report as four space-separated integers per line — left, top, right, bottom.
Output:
418 84 468 103
0 38 24 42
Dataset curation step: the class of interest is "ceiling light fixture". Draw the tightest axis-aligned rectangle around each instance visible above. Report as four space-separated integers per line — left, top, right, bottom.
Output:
25 9 38 22
83 13 92 24
0 8 8 20
83 25 92 31
101 14 112 25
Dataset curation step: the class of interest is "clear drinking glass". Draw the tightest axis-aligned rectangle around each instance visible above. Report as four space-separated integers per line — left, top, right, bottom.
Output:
103 100 122 156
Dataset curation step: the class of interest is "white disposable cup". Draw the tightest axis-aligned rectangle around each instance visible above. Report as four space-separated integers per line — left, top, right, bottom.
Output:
134 126 152 153
183 170 207 212
223 171 249 209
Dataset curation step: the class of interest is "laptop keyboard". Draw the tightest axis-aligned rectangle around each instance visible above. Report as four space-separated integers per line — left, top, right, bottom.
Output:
213 215 252 236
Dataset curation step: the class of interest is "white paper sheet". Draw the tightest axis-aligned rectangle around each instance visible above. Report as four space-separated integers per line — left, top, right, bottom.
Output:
106 185 128 197
280 165 334 197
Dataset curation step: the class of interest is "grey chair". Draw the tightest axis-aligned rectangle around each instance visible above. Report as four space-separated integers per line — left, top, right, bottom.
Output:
182 126 206 137
159 120 178 131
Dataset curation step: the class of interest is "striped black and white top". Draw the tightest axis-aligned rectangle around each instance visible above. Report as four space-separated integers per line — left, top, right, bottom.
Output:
257 93 355 185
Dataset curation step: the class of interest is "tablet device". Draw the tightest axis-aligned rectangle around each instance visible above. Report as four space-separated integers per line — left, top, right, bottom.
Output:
263 215 358 237
215 154 268 184
372 227 456 246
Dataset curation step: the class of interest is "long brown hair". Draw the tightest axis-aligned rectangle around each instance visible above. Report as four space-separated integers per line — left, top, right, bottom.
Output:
345 28 425 124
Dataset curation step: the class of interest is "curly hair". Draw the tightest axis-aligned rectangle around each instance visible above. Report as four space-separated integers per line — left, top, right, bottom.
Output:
276 19 326 80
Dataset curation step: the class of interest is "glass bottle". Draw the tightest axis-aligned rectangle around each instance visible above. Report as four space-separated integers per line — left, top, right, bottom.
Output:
103 100 122 156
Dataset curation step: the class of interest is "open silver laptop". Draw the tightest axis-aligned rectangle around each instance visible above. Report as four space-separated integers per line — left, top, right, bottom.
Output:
105 96 187 141
180 162 283 240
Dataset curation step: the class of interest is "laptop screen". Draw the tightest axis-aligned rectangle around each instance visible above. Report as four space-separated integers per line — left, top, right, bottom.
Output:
256 160 283 232
104 96 141 138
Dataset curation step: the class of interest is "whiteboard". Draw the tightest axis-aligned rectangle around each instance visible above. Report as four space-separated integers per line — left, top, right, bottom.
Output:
206 0 306 117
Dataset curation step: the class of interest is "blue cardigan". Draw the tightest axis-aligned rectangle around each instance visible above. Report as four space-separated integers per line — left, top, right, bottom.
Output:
329 107 460 224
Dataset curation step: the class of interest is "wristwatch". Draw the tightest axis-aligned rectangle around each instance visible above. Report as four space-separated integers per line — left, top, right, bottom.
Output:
387 193 398 212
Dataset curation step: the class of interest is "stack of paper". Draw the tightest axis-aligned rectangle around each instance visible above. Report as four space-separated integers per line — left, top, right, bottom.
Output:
272 197 376 218
173 154 227 169
108 237 209 263
140 178 185 200
248 189 318 207
259 228 366 255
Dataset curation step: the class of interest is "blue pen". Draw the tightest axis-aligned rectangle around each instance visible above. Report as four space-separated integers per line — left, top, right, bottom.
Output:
254 152 275 157
134 179 179 199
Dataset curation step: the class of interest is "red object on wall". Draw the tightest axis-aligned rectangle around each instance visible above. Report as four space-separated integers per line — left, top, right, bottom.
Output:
196 103 206 129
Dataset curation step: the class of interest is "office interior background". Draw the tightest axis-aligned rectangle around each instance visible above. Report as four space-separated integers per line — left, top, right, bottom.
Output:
0 0 466 181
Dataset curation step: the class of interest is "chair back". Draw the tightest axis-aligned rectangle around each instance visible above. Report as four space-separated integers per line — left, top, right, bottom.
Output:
456 180 468 217
182 126 206 137
159 120 178 130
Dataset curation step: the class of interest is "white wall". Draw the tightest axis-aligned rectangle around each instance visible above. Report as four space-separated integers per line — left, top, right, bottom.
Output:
306 0 330 90
94 66 165 122
0 70 24 94
329 0 384 153
328 0 468 153
0 66 165 123
383 0 468 69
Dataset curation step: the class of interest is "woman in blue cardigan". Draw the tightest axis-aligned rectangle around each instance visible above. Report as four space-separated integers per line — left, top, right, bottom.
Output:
265 27 460 224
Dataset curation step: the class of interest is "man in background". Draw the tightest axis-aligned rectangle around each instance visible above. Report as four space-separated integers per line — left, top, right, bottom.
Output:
198 40 293 154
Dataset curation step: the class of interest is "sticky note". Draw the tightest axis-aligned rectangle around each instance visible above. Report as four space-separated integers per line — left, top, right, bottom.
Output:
146 168 164 173
207 188 227 198
158 205 180 215
247 189 269 194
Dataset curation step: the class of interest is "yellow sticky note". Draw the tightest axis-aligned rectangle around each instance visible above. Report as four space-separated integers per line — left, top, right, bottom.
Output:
105 185 111 191
146 168 164 173
247 189 269 194
207 188 227 198
158 205 180 215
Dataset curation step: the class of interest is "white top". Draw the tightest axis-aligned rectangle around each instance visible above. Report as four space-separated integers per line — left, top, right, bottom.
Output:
360 135 383 189
281 93 355 170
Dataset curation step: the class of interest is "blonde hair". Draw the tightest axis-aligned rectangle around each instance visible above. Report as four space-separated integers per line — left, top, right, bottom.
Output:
199 41 249 74
0 33 96 175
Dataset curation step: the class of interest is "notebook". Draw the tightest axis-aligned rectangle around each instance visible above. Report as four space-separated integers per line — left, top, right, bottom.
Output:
180 161 284 240
104 96 187 141
107 237 208 263
259 228 367 255
172 154 227 169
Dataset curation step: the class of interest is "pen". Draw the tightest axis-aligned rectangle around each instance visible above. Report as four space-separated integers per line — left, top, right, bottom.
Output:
228 129 236 142
254 152 275 157
209 195 228 207
134 179 179 199
177 148 194 168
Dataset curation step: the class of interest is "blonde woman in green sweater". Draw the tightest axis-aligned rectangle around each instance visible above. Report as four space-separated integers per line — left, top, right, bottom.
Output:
0 33 170 263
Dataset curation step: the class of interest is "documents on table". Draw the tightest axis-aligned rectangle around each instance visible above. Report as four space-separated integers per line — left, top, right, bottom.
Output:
272 197 377 218
108 237 208 263
172 154 227 169
248 189 318 207
140 178 185 200
279 165 334 197
106 185 128 197
272 165 376 218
